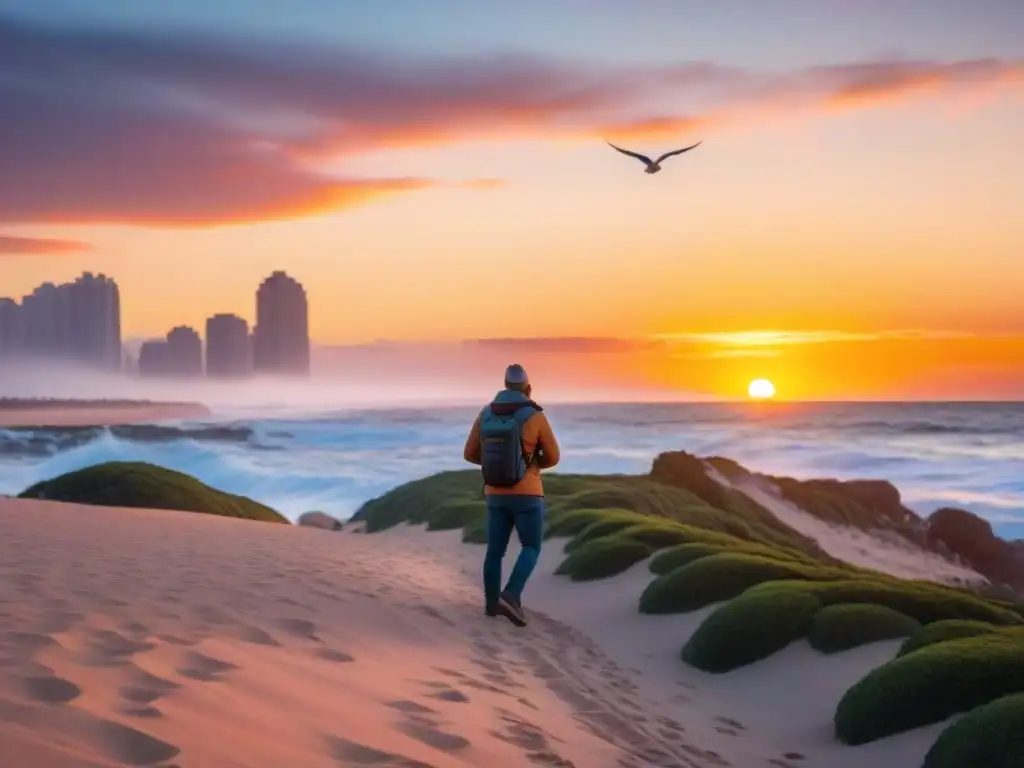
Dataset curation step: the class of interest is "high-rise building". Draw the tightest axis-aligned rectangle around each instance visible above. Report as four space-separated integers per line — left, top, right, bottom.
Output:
68 272 121 370
137 339 170 376
252 271 310 376
166 326 203 376
205 313 253 377
21 282 66 357
138 326 202 377
0 298 23 360
14 272 121 369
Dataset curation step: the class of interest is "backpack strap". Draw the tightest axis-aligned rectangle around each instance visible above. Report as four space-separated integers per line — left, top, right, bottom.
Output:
511 404 540 466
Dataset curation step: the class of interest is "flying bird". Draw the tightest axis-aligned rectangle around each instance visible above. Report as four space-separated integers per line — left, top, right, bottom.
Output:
605 140 702 174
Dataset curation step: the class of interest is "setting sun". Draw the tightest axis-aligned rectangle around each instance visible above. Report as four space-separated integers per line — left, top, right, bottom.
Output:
747 378 777 399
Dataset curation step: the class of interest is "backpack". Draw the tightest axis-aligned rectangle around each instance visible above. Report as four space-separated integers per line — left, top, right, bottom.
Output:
479 404 539 487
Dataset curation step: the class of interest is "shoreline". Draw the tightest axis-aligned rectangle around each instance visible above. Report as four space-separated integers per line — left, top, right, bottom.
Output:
0 399 210 427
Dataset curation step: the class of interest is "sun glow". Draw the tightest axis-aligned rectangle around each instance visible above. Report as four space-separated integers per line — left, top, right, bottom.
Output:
747 378 776 399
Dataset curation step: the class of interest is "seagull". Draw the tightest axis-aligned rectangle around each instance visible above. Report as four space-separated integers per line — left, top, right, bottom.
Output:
605 140 702 174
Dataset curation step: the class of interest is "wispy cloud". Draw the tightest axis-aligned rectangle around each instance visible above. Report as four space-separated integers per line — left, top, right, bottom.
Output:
465 336 664 354
0 234 93 255
601 58 1024 140
653 329 979 346
1 16 1019 226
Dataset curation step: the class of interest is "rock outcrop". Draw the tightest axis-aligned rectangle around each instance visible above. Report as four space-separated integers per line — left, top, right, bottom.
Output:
298 511 343 531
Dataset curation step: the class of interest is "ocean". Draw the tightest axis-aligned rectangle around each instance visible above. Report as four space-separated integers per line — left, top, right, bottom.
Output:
1 401 1022 537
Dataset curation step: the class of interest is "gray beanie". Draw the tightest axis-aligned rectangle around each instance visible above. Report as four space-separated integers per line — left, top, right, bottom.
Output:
504 363 530 391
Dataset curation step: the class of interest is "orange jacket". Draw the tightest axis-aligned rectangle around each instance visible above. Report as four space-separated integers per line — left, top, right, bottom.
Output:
463 404 561 496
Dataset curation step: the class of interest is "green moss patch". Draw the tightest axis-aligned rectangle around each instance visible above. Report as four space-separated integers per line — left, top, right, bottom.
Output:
681 589 822 672
544 507 636 539
563 513 652 553
834 630 1024 744
807 604 921 655
18 461 288 524
461 516 488 544
425 499 483 531
897 619 999 657
639 554 852 614
555 536 655 581
923 691 1024 768
747 580 1022 626
649 539 818 576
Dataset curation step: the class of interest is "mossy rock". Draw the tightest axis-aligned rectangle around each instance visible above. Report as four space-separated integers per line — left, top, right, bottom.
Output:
638 554 852 614
426 500 483 531
682 589 822 672
462 516 488 544
748 579 1023 626
555 535 655 581
897 619 998 657
18 461 288 524
649 538 817 576
615 522 710 551
544 507 638 540
355 470 482 531
922 691 1024 768
807 604 921 655
834 630 1024 744
563 513 652 553
649 542 731 574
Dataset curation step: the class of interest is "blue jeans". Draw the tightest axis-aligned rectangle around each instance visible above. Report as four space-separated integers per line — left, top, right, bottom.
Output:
483 495 544 608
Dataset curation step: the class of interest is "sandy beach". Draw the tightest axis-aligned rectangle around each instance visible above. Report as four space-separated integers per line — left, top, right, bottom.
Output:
0 402 210 428
0 495 965 768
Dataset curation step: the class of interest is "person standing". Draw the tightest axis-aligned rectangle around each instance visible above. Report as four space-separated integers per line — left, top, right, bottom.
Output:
463 364 561 626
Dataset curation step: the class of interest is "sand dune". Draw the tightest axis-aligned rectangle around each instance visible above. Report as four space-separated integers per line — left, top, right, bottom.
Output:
0 496 961 767
707 467 986 585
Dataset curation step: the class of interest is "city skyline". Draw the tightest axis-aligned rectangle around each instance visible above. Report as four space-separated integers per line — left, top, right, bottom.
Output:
0 4 1021 399
1 269 311 379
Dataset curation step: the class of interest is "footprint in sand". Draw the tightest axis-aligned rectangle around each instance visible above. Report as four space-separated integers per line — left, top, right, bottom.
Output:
123 705 163 719
33 610 85 634
176 651 239 682
397 719 471 753
156 634 198 646
387 700 437 715
314 648 355 663
89 719 181 766
767 754 807 767
90 630 157 658
412 605 457 628
1 631 58 657
238 626 281 647
527 753 576 767
491 710 551 752
120 685 165 705
275 617 320 641
325 735 437 767
119 621 152 636
19 675 82 705
427 688 470 703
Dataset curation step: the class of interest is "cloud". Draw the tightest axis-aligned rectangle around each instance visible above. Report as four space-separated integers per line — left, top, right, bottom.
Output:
0 234 93 254
1 16 1020 226
652 329 979 346
601 58 1024 140
465 336 665 354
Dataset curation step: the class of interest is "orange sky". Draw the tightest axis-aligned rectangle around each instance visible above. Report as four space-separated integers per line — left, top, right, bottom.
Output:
2 12 1022 401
